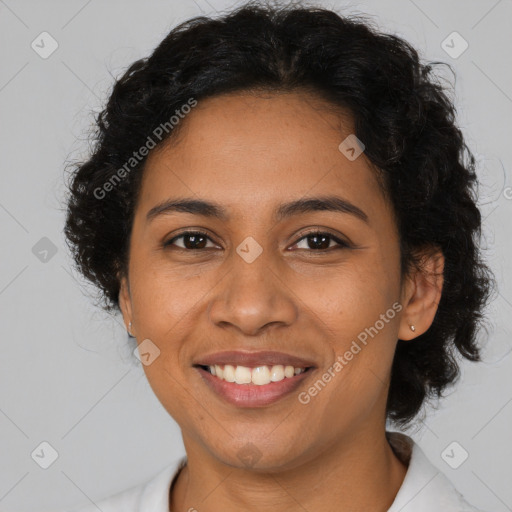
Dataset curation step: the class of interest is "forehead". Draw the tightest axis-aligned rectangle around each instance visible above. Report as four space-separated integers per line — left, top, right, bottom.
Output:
138 91 385 220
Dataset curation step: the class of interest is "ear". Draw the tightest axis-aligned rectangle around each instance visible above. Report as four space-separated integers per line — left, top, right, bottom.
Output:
398 247 444 340
118 273 134 336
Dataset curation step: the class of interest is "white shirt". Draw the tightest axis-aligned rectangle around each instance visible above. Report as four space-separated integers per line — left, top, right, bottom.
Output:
69 432 486 512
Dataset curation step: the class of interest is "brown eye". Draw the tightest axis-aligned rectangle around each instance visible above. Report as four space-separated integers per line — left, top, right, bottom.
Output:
164 231 217 250
292 231 349 251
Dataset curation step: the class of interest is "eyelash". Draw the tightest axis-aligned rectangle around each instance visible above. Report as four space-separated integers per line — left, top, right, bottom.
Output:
163 230 350 252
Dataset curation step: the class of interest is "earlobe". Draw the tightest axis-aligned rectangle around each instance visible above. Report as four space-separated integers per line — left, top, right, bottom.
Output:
398 248 444 340
118 274 133 335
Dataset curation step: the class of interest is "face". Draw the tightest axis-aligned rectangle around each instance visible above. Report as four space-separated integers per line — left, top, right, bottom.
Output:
119 91 441 470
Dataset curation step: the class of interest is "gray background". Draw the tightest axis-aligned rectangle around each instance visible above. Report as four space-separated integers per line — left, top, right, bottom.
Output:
0 0 511 510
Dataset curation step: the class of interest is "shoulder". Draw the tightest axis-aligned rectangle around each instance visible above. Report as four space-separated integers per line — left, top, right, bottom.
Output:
386 431 488 512
65 456 186 512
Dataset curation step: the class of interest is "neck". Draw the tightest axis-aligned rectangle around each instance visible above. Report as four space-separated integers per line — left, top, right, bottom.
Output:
170 428 408 512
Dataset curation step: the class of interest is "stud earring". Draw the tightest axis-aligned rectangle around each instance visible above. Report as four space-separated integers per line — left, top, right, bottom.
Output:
128 321 133 337
410 324 416 332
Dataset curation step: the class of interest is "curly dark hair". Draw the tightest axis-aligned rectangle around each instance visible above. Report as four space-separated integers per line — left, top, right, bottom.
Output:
63 0 495 427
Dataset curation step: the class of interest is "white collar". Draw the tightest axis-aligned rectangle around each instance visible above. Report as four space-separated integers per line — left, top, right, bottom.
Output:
76 432 484 511
385 431 483 511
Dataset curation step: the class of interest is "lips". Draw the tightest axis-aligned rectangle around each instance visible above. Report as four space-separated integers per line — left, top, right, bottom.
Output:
193 350 317 369
195 364 315 407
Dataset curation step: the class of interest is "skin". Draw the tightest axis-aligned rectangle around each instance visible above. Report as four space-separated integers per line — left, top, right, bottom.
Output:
118 90 444 512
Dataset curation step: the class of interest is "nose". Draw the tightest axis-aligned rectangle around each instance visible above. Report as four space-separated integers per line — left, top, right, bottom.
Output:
208 247 298 336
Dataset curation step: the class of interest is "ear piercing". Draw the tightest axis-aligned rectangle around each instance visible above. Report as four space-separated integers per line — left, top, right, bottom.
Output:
410 324 416 332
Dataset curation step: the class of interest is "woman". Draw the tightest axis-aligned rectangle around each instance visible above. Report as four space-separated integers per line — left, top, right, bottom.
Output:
64 1 494 510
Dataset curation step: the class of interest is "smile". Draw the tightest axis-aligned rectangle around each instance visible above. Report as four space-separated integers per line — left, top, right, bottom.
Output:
194 364 315 407
201 363 308 384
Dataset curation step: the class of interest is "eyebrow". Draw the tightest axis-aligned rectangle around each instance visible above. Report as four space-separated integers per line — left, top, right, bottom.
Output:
146 195 369 224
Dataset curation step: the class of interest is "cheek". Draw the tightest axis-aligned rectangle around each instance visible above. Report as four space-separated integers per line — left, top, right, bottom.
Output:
141 358 203 432
128 261 205 387
296 251 399 324
299 256 401 381
130 258 207 324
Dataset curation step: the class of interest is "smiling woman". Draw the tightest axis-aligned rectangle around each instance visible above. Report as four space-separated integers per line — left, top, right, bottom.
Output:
63 1 494 511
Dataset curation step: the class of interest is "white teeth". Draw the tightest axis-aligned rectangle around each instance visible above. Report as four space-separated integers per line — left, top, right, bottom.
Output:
234 365 252 384
223 364 236 382
284 365 295 378
205 364 307 385
252 366 270 385
270 365 285 382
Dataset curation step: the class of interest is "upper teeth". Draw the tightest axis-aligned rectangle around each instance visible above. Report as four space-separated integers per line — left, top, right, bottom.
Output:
208 364 306 385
